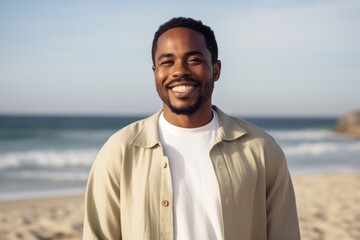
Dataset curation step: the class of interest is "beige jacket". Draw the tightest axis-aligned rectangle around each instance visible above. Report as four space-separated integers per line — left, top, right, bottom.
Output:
83 106 300 239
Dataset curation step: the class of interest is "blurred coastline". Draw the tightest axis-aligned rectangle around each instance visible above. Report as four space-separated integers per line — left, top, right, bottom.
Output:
0 114 359 239
1 114 359 200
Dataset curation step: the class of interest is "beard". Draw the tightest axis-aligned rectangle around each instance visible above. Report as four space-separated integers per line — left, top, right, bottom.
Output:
158 79 214 116
167 97 204 115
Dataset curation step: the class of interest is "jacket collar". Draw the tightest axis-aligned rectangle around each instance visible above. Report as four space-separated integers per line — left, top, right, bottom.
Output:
131 111 162 149
131 106 247 148
212 105 247 143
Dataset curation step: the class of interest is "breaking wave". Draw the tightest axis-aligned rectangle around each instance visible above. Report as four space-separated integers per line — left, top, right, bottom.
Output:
0 149 97 169
283 141 360 156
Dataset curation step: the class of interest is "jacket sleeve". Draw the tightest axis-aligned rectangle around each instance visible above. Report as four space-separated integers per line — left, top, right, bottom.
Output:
83 137 122 239
266 143 300 240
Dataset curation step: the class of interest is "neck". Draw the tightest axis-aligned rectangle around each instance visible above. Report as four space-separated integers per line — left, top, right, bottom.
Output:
163 103 213 128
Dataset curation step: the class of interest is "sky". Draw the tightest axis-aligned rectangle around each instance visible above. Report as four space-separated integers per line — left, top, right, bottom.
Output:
0 0 359 117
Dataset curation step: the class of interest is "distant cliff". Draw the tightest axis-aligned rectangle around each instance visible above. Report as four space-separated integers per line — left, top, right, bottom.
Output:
335 111 360 137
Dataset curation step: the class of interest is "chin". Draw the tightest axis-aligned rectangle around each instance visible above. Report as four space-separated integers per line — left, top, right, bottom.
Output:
168 102 201 115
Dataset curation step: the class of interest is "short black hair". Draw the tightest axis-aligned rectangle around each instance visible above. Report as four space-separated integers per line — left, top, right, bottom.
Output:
151 17 218 64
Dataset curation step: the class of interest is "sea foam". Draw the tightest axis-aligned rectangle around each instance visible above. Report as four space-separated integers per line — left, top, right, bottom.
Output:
283 142 360 156
0 149 97 169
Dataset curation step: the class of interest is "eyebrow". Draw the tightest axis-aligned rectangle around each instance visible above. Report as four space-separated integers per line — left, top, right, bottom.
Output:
185 51 204 57
157 51 204 62
157 53 174 62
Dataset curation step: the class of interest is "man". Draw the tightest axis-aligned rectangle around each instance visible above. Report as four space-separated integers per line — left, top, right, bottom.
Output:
83 17 300 239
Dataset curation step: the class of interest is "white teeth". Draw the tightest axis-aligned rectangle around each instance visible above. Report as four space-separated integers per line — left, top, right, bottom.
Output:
171 85 195 93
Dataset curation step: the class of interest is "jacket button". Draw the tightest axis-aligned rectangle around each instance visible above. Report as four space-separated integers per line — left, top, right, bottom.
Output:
161 162 167 168
162 200 169 207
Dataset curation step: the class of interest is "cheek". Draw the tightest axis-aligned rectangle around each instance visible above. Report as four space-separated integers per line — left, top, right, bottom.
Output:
156 75 166 85
154 71 168 96
154 69 169 85
196 65 213 78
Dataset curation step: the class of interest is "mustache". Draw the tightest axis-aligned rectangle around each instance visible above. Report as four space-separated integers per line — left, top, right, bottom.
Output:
165 76 200 89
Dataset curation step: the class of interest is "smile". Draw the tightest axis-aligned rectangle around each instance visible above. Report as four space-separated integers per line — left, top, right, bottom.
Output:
171 85 196 93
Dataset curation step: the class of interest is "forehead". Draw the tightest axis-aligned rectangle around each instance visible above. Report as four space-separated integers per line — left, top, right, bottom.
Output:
155 27 208 57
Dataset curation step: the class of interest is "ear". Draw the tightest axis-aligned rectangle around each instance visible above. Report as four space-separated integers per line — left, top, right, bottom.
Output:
213 60 221 81
152 65 156 76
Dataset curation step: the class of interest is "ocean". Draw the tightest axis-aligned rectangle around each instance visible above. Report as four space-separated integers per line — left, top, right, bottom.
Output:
0 115 359 200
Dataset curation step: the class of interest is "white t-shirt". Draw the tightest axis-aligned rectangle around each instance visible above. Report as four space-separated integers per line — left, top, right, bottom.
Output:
158 111 223 240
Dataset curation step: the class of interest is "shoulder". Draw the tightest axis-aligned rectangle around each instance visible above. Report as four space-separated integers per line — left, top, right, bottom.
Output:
215 106 277 147
236 117 282 157
234 117 276 145
216 108 283 163
106 112 160 149
217 110 288 177
92 112 160 171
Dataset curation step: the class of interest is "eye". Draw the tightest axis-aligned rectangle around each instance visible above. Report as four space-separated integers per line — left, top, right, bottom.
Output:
160 60 173 66
188 58 203 64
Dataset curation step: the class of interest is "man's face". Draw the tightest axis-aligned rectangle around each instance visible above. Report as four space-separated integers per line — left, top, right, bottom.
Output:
152 27 220 115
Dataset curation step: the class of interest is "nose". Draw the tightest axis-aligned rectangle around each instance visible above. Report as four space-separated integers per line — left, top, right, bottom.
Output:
173 61 190 78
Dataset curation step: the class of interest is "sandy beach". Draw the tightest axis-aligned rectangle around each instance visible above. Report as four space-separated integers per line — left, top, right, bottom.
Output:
0 174 359 240
294 174 360 240
0 195 84 240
